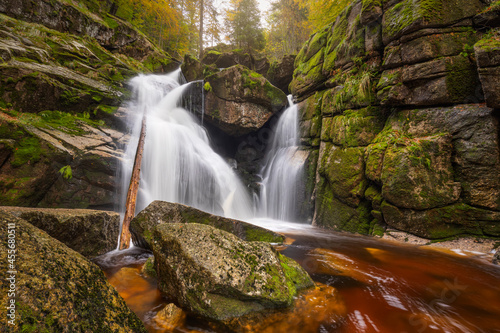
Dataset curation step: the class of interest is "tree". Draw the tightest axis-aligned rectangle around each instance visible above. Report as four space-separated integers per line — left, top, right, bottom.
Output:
264 0 311 60
225 0 265 51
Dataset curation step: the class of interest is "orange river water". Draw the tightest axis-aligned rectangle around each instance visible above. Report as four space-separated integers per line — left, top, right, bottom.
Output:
101 223 500 333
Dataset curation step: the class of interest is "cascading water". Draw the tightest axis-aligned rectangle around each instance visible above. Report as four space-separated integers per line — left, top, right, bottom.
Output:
257 97 307 222
119 70 253 221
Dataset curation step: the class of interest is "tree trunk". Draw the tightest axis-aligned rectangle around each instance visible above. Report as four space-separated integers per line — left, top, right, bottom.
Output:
199 0 204 59
119 114 147 250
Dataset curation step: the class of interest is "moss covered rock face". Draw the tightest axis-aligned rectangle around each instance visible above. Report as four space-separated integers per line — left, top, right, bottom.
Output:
203 65 287 136
0 211 147 332
150 223 313 323
381 134 461 210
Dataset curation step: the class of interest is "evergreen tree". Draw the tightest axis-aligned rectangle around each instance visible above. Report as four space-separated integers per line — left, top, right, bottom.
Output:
225 0 265 51
265 0 310 60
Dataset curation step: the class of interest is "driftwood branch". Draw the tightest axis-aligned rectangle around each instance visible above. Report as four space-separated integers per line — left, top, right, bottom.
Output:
119 114 147 250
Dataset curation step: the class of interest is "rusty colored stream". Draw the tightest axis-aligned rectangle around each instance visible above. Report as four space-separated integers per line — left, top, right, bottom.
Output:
101 224 500 333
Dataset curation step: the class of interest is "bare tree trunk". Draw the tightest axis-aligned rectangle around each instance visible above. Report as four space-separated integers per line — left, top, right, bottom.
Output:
199 0 204 59
119 114 147 250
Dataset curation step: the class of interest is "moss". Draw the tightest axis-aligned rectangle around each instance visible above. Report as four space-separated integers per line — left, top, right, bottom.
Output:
244 227 284 243
203 81 212 92
383 0 443 41
445 56 478 103
11 136 42 167
141 256 157 279
278 253 313 291
371 222 386 237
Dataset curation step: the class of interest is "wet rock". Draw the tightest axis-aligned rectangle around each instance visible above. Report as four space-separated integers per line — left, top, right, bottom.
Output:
150 223 314 321
130 200 284 249
0 211 146 332
0 206 119 258
153 303 186 330
493 249 500 265
203 65 287 136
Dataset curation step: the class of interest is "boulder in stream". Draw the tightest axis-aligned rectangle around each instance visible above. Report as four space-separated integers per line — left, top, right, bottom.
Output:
0 211 146 332
150 222 314 322
130 200 285 248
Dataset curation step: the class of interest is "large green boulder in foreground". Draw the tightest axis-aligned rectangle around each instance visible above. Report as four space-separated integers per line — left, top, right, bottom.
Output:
151 223 314 322
0 211 146 332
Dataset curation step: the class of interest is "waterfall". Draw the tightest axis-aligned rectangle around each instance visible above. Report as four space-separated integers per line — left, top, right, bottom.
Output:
119 70 253 221
258 97 306 222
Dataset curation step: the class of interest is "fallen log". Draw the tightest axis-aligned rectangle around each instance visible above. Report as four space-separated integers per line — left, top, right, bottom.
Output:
119 114 147 250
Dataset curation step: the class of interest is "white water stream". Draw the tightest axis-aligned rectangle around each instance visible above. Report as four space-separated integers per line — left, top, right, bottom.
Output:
257 96 305 222
120 70 253 221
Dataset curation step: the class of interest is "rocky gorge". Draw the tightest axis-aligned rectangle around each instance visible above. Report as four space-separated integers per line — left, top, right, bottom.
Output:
1 0 500 331
291 0 500 239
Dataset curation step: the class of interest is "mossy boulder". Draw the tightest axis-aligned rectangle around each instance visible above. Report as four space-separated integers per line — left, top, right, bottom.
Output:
381 134 461 210
203 65 287 136
0 211 147 332
130 200 285 249
381 201 500 239
150 223 314 322
0 206 119 258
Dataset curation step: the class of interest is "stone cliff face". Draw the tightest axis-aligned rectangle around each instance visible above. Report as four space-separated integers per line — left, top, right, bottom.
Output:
292 0 500 238
0 0 176 208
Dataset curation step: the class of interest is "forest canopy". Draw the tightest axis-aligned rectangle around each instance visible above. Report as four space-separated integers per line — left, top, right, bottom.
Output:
74 0 353 60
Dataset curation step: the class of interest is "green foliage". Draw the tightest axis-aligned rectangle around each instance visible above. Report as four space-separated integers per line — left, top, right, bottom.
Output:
225 0 266 51
264 0 311 61
203 81 212 92
59 165 73 180
12 137 42 167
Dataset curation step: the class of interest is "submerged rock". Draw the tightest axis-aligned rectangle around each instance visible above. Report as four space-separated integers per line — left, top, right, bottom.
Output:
0 211 146 332
151 223 314 322
0 206 119 258
130 200 284 248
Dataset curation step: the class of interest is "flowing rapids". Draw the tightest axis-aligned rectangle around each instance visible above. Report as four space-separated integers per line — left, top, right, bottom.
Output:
119 70 253 220
103 224 500 333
